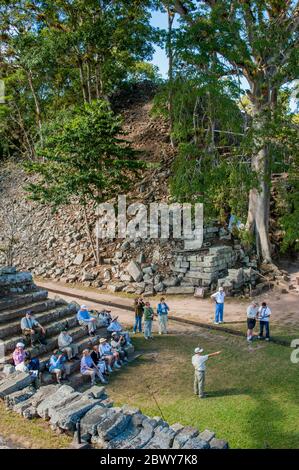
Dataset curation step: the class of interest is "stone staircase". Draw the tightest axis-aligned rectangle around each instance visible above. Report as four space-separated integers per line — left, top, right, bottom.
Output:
0 266 135 394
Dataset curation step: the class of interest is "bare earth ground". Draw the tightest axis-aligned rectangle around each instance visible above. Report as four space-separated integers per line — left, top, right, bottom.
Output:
37 279 299 338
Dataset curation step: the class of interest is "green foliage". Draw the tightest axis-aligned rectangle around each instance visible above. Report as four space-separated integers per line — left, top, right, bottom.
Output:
24 100 145 208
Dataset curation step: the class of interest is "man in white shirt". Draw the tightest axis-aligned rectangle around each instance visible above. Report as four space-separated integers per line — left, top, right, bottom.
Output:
258 302 271 341
211 287 226 324
192 347 221 398
246 302 259 342
58 328 79 360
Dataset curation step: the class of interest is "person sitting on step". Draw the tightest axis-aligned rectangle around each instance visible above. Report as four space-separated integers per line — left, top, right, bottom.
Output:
80 349 108 386
58 327 80 360
99 337 121 371
20 311 47 347
76 305 97 336
107 316 131 345
90 344 107 376
48 349 68 385
12 342 27 371
110 332 128 363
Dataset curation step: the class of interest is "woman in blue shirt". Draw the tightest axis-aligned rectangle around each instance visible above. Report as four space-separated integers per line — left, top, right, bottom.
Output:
157 297 170 335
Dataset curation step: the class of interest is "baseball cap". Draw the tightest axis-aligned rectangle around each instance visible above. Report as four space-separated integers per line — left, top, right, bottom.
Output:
194 347 204 353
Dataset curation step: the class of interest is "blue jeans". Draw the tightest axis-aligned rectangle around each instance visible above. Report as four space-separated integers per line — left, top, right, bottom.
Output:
259 321 270 339
134 316 142 333
215 303 224 322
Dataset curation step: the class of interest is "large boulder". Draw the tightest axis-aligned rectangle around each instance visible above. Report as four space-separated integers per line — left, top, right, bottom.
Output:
126 261 143 282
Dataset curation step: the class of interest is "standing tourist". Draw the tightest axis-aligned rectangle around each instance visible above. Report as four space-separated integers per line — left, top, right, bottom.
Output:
143 301 154 340
157 297 170 335
211 287 226 324
192 347 221 398
246 302 259 342
258 302 272 341
133 297 144 334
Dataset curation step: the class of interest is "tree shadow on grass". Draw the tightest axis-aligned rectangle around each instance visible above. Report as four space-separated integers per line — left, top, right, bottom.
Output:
242 394 299 448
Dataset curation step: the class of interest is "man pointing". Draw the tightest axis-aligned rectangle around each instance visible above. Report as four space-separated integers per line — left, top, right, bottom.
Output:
192 347 221 398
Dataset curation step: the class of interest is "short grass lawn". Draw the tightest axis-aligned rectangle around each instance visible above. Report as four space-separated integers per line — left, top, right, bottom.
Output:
108 327 299 449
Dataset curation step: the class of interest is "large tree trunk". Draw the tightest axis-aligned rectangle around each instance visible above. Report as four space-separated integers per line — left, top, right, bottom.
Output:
246 96 272 263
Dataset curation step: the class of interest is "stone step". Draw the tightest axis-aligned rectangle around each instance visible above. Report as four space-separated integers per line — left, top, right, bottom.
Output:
0 299 71 339
0 272 35 297
4 324 109 366
0 372 34 398
0 289 48 313
0 297 59 326
2 304 78 353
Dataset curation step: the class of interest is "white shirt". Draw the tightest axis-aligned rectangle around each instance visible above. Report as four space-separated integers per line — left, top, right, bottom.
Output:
192 354 209 372
211 291 226 304
247 305 258 319
258 306 271 322
58 332 73 348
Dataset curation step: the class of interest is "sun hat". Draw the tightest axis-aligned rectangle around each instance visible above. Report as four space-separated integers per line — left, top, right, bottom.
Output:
194 347 204 354
80 305 87 310
111 332 117 337
99 338 107 343
16 342 25 348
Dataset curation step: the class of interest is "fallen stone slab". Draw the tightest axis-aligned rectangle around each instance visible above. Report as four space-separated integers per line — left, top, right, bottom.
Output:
172 425 199 449
166 286 195 295
5 386 35 410
80 404 109 437
83 386 107 400
108 413 145 449
22 384 59 419
36 385 79 419
209 438 229 449
145 423 177 449
0 372 34 398
198 429 215 443
114 416 156 449
50 395 100 431
182 437 210 449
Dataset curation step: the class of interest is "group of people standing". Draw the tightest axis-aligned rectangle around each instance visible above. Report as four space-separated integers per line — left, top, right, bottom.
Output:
211 287 272 341
133 297 170 339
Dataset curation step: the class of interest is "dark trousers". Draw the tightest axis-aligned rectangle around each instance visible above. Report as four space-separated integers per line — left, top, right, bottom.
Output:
259 321 270 339
22 327 46 346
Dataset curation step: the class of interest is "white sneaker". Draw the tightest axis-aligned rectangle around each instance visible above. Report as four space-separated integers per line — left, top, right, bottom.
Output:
108 365 113 373
114 362 121 369
214 321 219 325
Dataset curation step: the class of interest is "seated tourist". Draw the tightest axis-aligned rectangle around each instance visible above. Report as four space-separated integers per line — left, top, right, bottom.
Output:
97 309 112 327
76 305 97 336
12 342 27 370
48 349 68 384
80 349 108 385
99 338 121 370
90 344 107 376
107 316 131 345
27 353 40 378
110 332 128 363
20 311 47 347
58 328 79 360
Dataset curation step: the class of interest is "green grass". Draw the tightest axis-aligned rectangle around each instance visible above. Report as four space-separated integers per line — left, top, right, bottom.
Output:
108 328 299 449
0 402 72 448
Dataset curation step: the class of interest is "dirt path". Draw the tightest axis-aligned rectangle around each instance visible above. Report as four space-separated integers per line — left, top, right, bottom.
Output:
37 280 299 329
